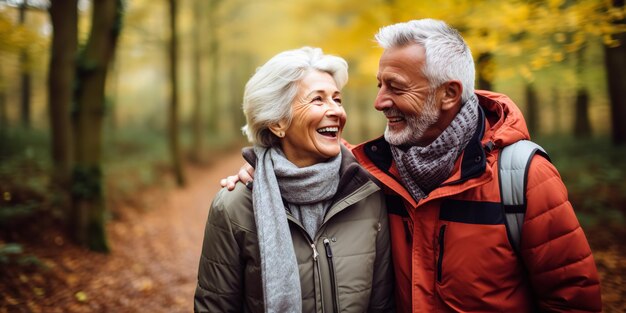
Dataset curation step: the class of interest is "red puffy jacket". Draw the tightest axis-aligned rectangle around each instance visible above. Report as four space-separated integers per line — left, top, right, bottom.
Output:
352 90 601 312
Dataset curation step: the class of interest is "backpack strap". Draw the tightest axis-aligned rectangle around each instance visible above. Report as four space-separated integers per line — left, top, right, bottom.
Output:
498 140 550 255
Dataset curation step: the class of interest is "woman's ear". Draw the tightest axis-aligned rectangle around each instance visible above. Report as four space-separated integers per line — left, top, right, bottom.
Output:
269 120 288 138
440 80 463 111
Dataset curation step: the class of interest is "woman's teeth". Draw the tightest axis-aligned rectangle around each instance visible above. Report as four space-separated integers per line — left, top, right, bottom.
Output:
317 127 339 136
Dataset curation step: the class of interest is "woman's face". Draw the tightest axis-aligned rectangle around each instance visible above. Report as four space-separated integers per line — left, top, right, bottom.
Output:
278 70 346 167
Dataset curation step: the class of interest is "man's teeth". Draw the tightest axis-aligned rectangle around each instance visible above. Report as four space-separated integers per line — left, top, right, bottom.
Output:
317 127 339 133
388 117 403 122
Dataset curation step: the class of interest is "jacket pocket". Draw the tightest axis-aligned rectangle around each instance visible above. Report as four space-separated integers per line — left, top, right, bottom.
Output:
437 224 446 283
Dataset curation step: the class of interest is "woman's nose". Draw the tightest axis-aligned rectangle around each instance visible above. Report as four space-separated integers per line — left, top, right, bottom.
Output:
325 106 338 117
325 101 342 117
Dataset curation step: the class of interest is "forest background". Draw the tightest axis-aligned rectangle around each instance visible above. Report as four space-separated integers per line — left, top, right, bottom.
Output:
1 0 625 312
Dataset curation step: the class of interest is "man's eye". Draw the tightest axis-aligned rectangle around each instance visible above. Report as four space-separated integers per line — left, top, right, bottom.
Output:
389 85 401 93
334 98 342 104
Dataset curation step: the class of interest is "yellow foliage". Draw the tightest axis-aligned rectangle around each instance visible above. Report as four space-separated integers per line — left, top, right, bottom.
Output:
0 11 38 53
603 34 621 48
554 33 567 43
519 66 534 82
548 0 565 10
179 0 625 82
552 52 564 62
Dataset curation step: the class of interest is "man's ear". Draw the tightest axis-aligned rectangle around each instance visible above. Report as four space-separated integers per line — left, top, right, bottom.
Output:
268 120 288 138
440 80 463 111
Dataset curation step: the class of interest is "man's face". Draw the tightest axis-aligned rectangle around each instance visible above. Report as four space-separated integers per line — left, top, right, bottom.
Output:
375 44 442 147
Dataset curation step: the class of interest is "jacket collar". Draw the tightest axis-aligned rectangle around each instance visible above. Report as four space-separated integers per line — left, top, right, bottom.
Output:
455 104 487 183
362 104 487 186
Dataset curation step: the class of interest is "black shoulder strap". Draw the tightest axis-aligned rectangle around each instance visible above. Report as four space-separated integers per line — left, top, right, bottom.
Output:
498 140 550 254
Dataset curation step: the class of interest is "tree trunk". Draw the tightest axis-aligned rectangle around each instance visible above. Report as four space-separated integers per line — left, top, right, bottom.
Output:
574 88 591 137
525 82 539 136
19 3 31 129
551 86 562 135
477 52 494 91
605 0 626 145
190 0 204 163
168 0 185 186
71 0 123 252
48 0 77 191
106 59 119 131
0 56 7 132
206 0 221 134
573 44 591 137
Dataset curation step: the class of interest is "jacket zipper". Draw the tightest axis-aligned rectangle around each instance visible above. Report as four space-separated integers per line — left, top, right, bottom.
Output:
286 182 376 313
311 243 326 313
323 238 339 313
437 225 446 283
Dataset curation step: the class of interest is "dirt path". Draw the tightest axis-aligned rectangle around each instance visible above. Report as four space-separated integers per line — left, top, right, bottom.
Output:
1 150 244 313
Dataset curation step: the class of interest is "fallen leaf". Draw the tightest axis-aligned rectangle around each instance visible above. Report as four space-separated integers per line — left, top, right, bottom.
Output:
33 287 45 297
75 291 88 302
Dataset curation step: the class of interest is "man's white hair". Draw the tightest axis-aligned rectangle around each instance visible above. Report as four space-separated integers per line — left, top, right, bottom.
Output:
375 19 475 102
241 47 348 147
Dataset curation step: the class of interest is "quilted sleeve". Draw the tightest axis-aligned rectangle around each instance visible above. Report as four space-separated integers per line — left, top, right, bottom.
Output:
521 156 601 312
194 189 244 313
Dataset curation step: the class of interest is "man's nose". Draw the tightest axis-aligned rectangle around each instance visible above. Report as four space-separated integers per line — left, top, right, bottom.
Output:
374 91 391 111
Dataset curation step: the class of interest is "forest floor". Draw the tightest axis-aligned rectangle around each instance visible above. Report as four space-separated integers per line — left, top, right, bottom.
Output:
1 150 626 312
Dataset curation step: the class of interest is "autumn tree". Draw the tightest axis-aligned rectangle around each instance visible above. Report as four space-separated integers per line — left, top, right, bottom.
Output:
71 0 124 252
0 58 5 131
525 83 539 135
0 4 42 131
18 1 31 128
605 0 626 144
573 44 592 137
190 0 205 163
206 0 223 135
48 0 77 189
167 0 185 186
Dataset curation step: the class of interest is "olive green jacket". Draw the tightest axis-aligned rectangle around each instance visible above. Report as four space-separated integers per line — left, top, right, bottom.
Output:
194 147 395 312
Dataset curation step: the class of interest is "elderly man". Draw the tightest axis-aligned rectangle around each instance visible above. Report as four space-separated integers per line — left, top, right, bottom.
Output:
223 19 602 312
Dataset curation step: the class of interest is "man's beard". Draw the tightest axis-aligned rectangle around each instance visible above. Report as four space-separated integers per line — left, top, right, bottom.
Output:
384 91 440 147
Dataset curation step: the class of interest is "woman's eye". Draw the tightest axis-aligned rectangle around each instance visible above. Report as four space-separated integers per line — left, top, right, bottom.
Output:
334 98 342 104
311 96 323 103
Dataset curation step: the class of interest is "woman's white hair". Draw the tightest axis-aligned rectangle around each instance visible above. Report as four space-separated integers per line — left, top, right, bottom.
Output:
375 19 475 102
241 47 348 147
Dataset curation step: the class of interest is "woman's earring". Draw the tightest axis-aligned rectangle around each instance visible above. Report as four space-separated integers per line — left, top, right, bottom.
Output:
278 131 284 138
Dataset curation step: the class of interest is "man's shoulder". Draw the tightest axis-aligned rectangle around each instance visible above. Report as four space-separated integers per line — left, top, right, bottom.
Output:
475 89 514 102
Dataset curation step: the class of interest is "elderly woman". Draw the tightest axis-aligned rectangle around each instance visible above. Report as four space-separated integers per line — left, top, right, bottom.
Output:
193 47 394 312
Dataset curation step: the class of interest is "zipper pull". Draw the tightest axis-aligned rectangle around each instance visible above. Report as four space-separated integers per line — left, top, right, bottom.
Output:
311 243 319 261
323 238 333 257
324 238 333 259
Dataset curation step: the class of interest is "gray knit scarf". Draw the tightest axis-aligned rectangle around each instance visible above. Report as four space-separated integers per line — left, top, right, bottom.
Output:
391 94 479 201
252 146 341 312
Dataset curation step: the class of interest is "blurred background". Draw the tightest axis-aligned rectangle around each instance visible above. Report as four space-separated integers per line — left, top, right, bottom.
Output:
0 0 625 312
